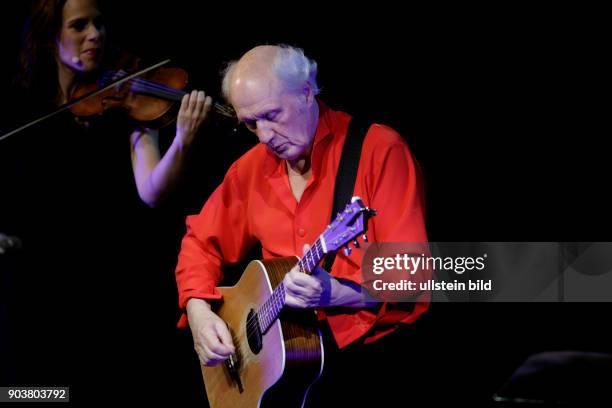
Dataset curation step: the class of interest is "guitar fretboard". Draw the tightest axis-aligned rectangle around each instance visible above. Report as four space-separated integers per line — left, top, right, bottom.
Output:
257 237 326 334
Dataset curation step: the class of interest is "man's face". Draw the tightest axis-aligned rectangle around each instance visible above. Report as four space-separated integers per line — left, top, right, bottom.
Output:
231 76 316 162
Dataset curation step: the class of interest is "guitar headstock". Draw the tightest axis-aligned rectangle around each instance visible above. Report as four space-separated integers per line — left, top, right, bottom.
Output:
321 197 377 256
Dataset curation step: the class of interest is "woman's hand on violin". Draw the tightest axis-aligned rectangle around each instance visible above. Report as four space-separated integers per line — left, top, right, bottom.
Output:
175 90 211 148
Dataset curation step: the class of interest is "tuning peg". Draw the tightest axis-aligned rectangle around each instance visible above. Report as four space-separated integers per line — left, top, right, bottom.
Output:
353 239 360 248
344 246 352 256
362 234 368 242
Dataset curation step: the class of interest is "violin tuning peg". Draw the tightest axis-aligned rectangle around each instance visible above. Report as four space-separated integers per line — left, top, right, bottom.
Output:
344 246 352 256
362 234 368 242
353 239 360 248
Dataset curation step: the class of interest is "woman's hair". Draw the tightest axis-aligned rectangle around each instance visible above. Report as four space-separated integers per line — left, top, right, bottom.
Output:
15 0 111 98
221 44 320 102
15 0 68 95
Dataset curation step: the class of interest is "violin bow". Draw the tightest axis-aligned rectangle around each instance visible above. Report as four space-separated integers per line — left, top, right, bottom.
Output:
0 59 171 142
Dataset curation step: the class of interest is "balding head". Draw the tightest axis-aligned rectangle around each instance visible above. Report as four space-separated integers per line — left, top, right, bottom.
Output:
224 45 282 107
222 45 319 104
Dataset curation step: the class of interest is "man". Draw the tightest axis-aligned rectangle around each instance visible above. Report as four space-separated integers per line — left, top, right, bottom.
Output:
175 44 429 405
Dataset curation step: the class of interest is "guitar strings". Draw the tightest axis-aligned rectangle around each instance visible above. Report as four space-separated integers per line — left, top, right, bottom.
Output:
242 239 325 340
246 238 323 332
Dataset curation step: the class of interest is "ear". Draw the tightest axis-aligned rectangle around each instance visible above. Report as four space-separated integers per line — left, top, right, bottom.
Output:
302 81 315 105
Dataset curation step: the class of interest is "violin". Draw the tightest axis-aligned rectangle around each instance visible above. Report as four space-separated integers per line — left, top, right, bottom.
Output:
68 55 236 128
0 55 235 143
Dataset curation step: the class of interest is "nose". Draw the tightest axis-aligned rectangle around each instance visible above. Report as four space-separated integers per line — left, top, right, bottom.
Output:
255 121 274 144
86 23 101 42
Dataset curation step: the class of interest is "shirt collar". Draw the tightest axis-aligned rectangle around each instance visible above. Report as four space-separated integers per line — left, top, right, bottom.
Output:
312 99 333 149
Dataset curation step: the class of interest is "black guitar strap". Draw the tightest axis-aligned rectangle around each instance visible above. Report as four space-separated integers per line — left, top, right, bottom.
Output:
322 117 371 272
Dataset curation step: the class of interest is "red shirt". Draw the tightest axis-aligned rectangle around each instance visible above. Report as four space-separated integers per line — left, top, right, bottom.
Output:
175 102 429 348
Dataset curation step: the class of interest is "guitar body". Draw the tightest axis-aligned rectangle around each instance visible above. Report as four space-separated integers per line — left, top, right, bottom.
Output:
202 257 324 408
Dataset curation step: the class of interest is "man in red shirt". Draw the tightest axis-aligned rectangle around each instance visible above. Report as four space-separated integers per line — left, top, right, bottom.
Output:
175 44 429 405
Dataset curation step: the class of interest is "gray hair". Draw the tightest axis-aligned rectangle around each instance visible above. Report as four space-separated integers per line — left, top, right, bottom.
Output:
221 44 320 102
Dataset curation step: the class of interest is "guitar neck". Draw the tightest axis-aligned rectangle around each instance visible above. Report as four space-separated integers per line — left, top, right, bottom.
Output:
297 237 327 275
257 237 326 334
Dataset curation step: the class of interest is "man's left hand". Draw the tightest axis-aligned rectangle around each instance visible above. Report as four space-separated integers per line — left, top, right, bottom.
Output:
283 245 333 308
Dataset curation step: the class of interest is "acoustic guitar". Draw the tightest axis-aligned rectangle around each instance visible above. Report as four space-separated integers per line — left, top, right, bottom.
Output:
202 197 376 408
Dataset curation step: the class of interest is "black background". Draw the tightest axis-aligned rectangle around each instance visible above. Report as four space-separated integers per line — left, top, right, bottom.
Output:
1 2 610 406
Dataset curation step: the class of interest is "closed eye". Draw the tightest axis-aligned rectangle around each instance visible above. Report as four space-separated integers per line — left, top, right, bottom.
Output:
242 109 280 131
264 110 279 121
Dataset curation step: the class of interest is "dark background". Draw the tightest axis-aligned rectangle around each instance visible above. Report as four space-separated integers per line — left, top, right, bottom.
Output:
1 2 609 406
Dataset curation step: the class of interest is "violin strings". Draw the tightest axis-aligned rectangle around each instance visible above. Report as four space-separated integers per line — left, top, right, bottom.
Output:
131 78 235 117
103 71 236 117
104 71 191 101
115 74 235 118
130 77 183 100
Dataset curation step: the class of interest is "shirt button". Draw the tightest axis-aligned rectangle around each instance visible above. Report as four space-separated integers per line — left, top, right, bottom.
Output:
298 228 306 237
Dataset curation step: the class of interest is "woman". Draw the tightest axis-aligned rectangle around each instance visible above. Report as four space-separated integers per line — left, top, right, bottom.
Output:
16 0 211 207
3 0 211 397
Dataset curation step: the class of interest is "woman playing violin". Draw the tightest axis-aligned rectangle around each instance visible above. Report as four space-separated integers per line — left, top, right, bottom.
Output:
1 0 213 397
16 0 210 207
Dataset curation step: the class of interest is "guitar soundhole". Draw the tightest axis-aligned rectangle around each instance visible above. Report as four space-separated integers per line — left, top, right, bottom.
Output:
246 309 263 354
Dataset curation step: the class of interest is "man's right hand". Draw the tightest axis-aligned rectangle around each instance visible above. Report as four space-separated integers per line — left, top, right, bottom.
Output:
186 298 235 367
